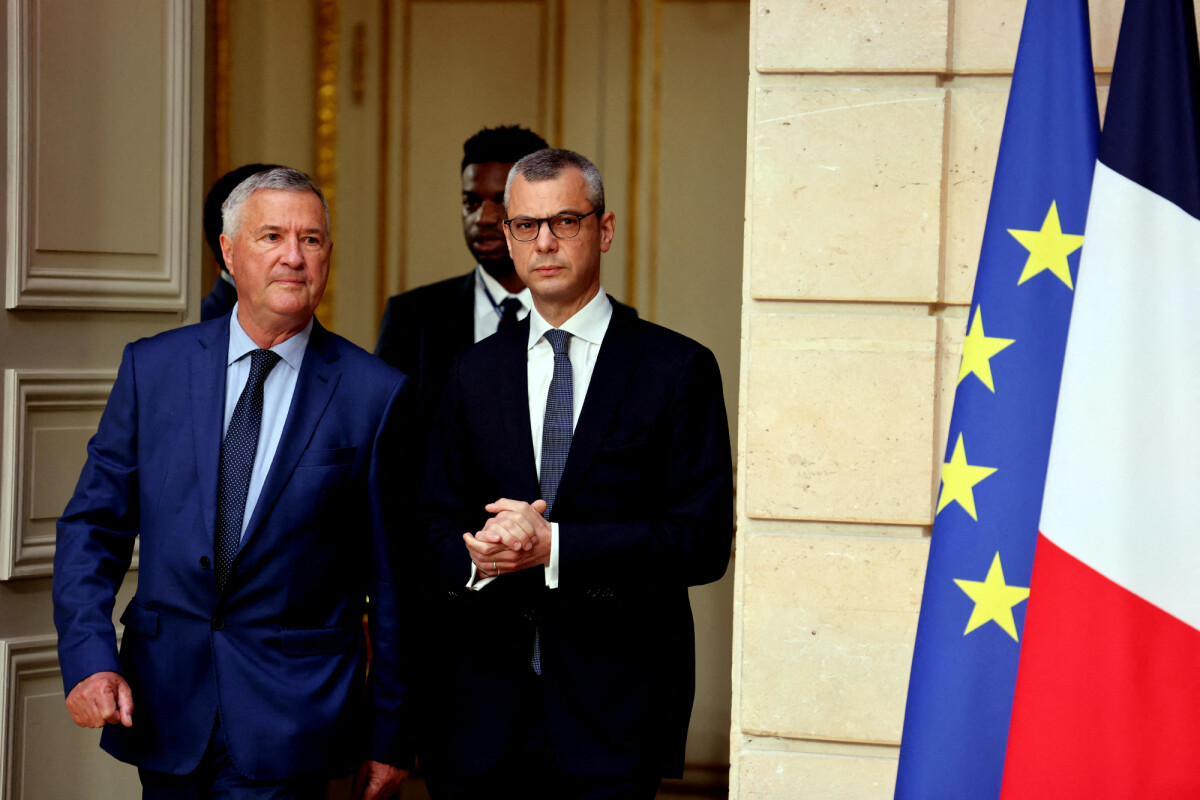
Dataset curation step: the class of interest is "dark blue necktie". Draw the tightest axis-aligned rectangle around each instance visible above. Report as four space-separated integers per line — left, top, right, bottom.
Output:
534 329 573 675
215 349 281 591
539 329 574 518
498 297 522 330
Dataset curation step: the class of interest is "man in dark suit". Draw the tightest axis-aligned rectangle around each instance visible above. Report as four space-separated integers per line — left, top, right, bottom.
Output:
53 168 411 800
418 148 733 799
200 163 281 321
374 125 547 422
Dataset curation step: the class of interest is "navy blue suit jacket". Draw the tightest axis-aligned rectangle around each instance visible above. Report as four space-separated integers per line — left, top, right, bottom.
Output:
418 305 733 779
53 317 414 780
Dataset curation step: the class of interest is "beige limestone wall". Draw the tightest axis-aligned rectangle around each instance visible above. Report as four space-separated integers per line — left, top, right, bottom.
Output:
732 1 1124 797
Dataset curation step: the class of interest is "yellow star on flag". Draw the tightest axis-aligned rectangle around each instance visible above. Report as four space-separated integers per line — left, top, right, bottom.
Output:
954 552 1031 641
958 306 1015 392
1007 200 1084 289
936 433 997 521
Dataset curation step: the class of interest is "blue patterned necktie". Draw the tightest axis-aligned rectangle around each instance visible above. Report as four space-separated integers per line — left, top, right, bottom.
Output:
215 349 281 591
533 329 573 675
539 329 574 518
498 297 522 330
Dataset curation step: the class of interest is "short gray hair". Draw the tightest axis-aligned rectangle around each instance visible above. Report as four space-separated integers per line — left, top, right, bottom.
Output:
504 148 605 212
221 167 331 239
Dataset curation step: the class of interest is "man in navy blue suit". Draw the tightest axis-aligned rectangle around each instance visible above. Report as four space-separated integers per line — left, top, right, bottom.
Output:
53 168 412 799
418 149 733 799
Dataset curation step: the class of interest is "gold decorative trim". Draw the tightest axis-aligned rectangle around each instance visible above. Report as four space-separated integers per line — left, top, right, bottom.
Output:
315 0 339 330
648 0 663 320
351 22 368 107
553 0 565 145
537 2 548 132
375 0 393 322
398 0 412 293
213 0 231 177
625 0 643 311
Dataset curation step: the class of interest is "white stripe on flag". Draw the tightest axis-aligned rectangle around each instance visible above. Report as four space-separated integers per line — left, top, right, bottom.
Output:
1040 162 1200 630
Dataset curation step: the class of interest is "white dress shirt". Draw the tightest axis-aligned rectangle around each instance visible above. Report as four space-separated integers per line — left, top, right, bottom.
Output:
470 288 613 591
223 306 311 540
472 265 532 343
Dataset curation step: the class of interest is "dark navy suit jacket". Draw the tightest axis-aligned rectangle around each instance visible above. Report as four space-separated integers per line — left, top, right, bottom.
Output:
374 270 638 433
418 305 733 779
52 316 414 780
374 271 475 430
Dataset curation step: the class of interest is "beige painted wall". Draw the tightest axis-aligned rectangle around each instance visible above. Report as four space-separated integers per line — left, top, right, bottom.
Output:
731 1 1126 797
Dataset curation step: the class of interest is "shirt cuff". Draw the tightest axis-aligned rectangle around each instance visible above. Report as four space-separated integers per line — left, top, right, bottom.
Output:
467 562 496 591
545 522 560 589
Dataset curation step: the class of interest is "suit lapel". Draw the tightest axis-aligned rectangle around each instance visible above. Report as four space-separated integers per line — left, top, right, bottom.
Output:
421 272 477 394
191 320 229 545
495 319 540 492
452 271 477 352
241 322 341 544
555 308 642 507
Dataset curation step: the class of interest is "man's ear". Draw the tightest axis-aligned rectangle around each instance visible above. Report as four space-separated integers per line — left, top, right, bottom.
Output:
599 211 616 254
219 234 235 278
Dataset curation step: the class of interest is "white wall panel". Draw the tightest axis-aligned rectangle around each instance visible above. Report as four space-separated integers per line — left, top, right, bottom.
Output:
0 370 129 581
1 635 139 799
5 0 193 311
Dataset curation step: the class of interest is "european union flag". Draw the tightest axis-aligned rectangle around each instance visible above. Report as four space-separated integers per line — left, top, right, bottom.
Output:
895 1 1100 797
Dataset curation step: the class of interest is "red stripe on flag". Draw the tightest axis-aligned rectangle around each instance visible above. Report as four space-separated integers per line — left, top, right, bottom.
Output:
1001 535 1200 798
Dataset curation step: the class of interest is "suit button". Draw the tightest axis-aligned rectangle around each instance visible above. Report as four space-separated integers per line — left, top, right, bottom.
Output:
212 617 225 630
199 556 211 569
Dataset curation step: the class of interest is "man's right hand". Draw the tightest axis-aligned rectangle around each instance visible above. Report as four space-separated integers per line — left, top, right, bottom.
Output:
65 671 133 728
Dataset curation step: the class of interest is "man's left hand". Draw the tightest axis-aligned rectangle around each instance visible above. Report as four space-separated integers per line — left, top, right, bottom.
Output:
463 497 552 575
350 760 407 800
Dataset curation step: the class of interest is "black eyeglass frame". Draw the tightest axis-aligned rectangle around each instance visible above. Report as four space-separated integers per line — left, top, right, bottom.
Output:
502 207 603 242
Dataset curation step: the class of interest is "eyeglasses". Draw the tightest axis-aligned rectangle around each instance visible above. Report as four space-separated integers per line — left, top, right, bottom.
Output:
503 208 602 242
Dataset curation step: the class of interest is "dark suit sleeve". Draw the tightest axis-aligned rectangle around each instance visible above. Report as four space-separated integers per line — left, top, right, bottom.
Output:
559 346 733 588
416 356 481 588
374 296 414 374
363 376 420 767
52 344 140 695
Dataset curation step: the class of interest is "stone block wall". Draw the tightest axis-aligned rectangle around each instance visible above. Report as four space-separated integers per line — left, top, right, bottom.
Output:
731 1 1123 796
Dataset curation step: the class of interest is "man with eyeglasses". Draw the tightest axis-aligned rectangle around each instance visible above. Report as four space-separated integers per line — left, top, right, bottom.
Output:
417 148 733 799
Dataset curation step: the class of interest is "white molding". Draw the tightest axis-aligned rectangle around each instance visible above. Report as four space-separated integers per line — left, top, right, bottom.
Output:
4 0 192 311
4 0 32 309
1 632 129 799
0 635 59 800
0 369 133 581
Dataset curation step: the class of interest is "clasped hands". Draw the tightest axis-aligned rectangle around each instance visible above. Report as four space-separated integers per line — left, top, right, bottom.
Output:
464 498 552 577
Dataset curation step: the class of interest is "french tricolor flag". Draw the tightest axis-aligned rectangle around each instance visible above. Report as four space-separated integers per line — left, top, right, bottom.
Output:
1001 0 1200 795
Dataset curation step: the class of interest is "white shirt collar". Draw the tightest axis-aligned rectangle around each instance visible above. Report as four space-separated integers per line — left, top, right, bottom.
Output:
475 264 532 313
227 303 312 371
527 287 613 351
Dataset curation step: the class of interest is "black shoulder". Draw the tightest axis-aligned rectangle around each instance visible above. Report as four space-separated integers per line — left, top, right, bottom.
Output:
613 313 714 361
384 272 473 312
608 294 639 320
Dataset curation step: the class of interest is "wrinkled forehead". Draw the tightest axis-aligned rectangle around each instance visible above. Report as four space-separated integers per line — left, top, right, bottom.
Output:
506 169 590 216
243 189 329 231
